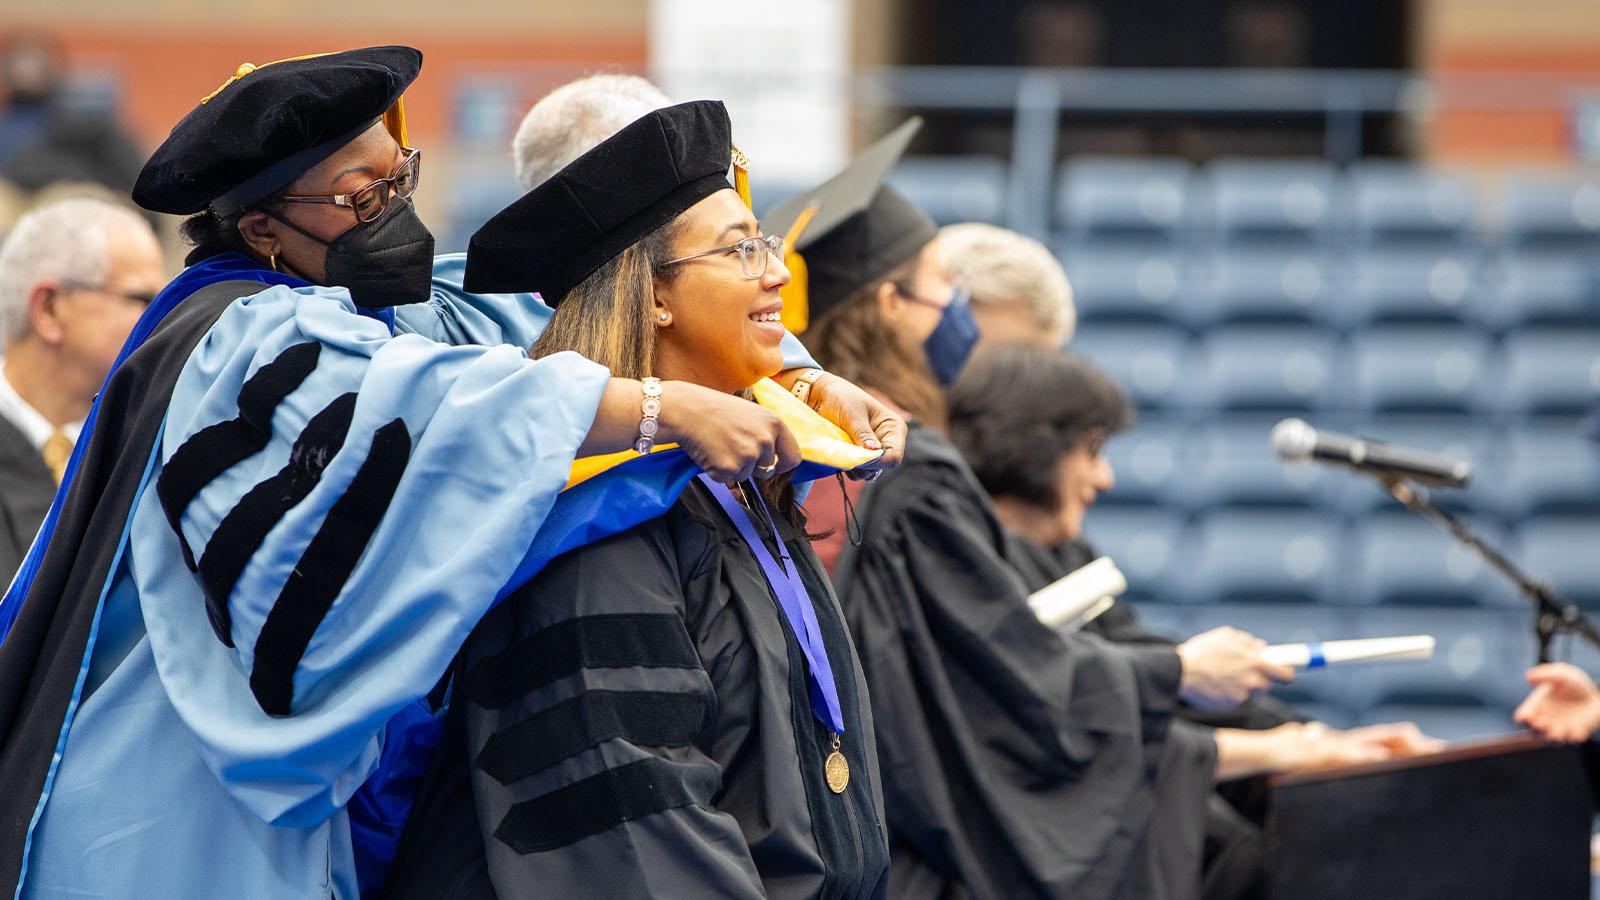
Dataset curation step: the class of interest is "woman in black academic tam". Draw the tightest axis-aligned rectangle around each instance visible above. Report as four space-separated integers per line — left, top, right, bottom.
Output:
386 100 890 900
0 49 871 900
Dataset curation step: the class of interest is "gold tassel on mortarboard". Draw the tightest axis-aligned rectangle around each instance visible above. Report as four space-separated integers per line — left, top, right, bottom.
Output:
778 205 819 334
730 144 814 333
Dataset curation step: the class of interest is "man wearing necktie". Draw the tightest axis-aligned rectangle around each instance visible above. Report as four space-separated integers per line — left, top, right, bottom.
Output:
0 196 164 580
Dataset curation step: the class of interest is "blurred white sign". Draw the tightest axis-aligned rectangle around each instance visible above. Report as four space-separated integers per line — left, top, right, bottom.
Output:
650 0 850 191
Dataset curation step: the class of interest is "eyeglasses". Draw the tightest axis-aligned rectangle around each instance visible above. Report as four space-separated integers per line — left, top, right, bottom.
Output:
62 284 156 306
278 147 421 223
663 233 784 279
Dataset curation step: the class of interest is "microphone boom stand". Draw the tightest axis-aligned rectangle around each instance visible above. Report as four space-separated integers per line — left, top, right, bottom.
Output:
1377 472 1600 665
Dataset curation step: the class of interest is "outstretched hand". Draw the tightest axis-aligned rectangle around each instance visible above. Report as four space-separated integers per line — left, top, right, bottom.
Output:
791 372 907 479
1515 663 1600 743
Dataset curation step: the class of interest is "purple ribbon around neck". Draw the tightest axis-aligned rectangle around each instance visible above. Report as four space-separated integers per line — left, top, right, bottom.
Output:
700 475 845 735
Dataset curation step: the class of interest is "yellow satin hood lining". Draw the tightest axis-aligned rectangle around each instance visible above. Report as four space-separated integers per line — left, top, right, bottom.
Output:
564 377 882 490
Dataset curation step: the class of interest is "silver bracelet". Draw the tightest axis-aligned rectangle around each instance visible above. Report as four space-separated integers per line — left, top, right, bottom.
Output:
636 377 663 454
791 368 826 404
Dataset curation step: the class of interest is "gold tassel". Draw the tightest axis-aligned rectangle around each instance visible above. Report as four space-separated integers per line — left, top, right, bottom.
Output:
777 205 819 334
382 95 410 148
731 145 753 209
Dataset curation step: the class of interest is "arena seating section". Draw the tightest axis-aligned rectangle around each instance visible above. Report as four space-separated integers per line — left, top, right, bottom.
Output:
884 155 1600 739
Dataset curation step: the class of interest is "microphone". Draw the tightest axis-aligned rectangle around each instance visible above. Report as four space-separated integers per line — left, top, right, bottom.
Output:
1270 418 1472 489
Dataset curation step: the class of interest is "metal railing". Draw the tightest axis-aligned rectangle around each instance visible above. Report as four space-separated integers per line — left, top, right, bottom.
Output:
854 66 1600 234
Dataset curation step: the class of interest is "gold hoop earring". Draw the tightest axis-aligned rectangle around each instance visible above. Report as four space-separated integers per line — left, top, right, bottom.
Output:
269 252 279 272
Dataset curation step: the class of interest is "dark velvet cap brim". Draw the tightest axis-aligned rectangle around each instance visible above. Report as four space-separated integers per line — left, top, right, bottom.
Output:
464 172 730 300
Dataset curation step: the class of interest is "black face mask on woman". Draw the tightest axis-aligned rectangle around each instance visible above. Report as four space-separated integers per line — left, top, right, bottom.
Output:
271 199 436 308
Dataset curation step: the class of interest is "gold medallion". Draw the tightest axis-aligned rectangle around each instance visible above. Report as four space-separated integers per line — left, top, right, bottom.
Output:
825 750 850 793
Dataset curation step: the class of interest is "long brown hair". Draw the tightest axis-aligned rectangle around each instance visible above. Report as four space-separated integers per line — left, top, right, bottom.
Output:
804 258 947 431
532 219 804 526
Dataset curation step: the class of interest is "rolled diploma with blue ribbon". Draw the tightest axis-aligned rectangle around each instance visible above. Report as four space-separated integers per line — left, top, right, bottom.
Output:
1263 635 1436 670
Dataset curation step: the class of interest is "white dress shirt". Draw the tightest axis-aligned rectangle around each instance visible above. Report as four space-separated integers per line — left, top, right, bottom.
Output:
0 368 82 451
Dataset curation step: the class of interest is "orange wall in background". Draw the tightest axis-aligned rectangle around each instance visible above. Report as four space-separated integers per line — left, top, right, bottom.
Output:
1418 0 1600 167
53 28 648 151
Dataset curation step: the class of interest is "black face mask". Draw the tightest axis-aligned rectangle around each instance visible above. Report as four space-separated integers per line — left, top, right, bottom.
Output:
271 199 436 308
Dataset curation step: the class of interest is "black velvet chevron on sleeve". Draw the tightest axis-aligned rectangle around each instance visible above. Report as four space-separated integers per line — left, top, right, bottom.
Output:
493 757 709 855
192 392 359 647
248 417 412 716
462 613 701 710
155 341 322 572
0 280 263 894
474 690 710 785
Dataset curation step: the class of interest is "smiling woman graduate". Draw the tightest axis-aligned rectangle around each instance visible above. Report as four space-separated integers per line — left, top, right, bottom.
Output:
384 101 889 900
0 48 872 900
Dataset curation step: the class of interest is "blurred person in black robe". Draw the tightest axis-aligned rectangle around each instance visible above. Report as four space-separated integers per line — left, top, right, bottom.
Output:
385 101 889 900
786 122 1432 900
0 30 144 197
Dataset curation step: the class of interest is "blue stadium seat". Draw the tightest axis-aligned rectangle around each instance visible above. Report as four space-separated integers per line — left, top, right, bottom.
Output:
1184 510 1344 605
1513 518 1600 610
1344 607 1530 710
886 155 1009 225
1057 245 1187 323
1358 702 1516 742
1492 422 1600 519
1346 163 1477 247
1337 416 1497 516
1180 418 1332 510
1185 327 1337 413
1348 326 1494 414
1481 253 1600 330
1198 159 1338 245
1496 329 1600 416
1080 507 1188 605
1181 250 1332 327
1500 176 1600 251
1071 323 1189 412
1344 250 1480 327
1350 512 1520 608
1119 603 1191 642
1055 156 1192 243
1099 416 1188 507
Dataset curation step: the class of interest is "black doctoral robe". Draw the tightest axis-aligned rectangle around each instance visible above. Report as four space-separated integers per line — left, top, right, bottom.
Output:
387 479 890 900
1004 533 1302 734
0 416 55 584
833 424 1218 900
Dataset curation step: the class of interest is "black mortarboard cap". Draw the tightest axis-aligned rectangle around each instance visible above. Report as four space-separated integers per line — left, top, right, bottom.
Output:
760 117 936 329
463 100 734 302
133 46 421 216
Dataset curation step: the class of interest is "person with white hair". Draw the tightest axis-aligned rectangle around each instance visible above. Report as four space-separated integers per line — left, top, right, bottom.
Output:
939 221 1076 349
0 195 163 579
511 74 671 191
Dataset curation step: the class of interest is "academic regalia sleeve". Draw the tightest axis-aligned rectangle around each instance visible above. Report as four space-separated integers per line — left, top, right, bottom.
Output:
456 513 766 900
411 253 819 369
129 282 610 828
396 253 555 348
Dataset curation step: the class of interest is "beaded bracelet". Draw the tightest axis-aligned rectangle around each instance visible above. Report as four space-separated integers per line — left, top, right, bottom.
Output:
636 377 663 454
